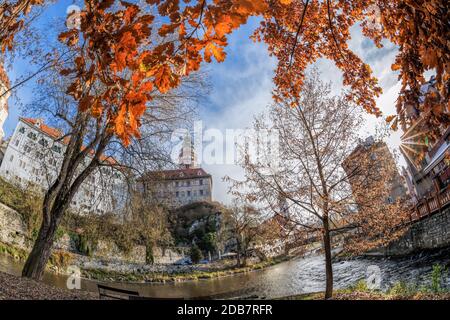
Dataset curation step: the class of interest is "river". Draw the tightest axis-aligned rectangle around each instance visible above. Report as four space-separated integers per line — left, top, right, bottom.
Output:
1 248 449 299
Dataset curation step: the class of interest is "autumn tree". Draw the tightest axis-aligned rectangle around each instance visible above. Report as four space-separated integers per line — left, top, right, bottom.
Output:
0 0 49 53
20 0 209 279
223 201 263 267
128 195 173 265
1 0 443 279
227 70 409 299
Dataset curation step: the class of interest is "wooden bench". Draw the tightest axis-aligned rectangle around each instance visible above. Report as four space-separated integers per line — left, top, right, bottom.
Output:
97 284 140 300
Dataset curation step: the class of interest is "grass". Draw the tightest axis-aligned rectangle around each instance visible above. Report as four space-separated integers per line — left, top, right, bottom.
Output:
0 241 73 272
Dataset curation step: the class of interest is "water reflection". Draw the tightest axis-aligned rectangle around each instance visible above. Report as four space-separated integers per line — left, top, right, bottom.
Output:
1 248 449 299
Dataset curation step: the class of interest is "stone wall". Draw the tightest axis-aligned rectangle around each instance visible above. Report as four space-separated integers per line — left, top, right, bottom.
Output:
0 201 184 265
0 202 28 249
366 207 450 256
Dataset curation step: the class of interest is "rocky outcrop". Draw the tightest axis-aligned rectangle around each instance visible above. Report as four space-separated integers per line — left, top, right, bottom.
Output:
0 201 184 268
0 202 28 249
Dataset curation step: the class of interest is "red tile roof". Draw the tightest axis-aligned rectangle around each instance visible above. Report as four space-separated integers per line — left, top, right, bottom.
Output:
21 118 62 139
20 117 117 165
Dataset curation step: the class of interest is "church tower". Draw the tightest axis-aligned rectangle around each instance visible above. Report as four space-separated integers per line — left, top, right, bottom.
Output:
178 134 197 169
0 63 10 142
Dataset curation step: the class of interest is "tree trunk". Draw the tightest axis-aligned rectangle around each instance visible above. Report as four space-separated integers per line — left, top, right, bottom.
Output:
22 159 100 279
236 239 241 267
21 203 64 280
323 217 333 299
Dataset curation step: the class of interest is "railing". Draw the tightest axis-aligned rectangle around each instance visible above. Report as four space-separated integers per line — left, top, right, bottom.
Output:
410 184 450 222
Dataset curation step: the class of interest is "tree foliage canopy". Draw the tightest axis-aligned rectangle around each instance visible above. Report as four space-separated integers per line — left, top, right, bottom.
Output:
2 0 448 145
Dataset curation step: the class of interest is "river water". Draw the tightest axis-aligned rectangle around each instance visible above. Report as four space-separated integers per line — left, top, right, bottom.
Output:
1 248 449 299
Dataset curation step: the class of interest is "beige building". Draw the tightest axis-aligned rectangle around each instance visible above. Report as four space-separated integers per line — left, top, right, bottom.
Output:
342 136 407 204
140 135 213 208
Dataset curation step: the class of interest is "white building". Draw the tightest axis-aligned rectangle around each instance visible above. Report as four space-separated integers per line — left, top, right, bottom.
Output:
0 117 127 215
0 63 10 142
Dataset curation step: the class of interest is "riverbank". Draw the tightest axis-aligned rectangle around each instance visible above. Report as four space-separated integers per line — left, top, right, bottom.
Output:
81 256 289 283
281 291 450 300
0 271 97 300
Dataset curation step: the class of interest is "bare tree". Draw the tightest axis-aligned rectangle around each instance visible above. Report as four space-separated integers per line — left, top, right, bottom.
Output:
223 201 263 267
227 70 408 299
128 193 173 265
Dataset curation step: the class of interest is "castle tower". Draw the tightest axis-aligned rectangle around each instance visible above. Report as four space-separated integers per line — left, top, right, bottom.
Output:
0 63 10 142
178 134 197 169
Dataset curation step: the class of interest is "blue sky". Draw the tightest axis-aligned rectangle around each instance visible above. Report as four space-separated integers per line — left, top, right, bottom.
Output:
3 2 405 203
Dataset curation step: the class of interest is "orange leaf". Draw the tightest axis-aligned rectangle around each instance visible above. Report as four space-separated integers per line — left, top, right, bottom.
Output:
385 115 396 123
204 42 226 63
391 63 401 71
153 64 173 93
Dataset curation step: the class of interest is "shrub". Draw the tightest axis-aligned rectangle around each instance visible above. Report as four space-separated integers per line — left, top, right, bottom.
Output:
198 232 217 254
190 245 203 264
388 281 417 296
430 264 447 293
349 279 370 293
0 177 42 236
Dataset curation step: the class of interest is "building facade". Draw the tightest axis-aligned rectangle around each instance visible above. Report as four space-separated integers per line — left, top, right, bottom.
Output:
141 168 213 208
342 136 407 204
140 135 213 208
399 77 450 204
401 126 450 203
0 117 127 215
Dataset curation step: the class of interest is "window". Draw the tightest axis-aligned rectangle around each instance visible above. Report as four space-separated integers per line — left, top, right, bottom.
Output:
9 155 14 162
200 190 204 196
52 145 62 153
175 181 179 187
24 145 31 153
187 191 191 197
176 191 179 197
27 132 37 140
39 138 48 147
19 160 26 169
199 179 203 185
14 139 19 147
181 191 185 197
18 127 25 134
186 181 190 187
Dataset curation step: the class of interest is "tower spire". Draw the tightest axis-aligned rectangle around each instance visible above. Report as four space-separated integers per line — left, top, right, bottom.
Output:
178 133 197 169
0 62 10 142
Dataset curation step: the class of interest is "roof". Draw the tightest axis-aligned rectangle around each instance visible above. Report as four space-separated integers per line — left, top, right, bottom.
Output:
19 117 117 165
141 167 211 181
21 118 63 140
